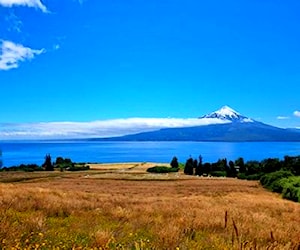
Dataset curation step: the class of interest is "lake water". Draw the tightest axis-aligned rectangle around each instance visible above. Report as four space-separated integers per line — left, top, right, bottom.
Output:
1 141 300 167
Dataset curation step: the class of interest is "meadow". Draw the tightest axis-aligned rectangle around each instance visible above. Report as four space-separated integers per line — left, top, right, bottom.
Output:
0 163 299 249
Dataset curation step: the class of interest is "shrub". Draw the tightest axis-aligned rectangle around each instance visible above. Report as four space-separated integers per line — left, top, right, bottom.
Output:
178 163 185 169
210 171 227 177
246 174 263 180
0 164 43 172
260 171 293 189
67 165 90 171
237 173 262 180
260 171 299 202
54 157 73 170
282 185 300 202
279 176 300 202
237 173 247 180
147 166 179 173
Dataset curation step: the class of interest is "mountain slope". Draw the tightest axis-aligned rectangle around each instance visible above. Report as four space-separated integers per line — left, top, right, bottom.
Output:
109 122 300 141
99 106 300 141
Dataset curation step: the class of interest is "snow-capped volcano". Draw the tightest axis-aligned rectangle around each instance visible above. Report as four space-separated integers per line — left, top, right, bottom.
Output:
201 106 253 123
96 105 300 141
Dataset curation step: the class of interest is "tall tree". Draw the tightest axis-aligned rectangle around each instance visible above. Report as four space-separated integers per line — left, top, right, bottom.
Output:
195 155 203 176
43 154 54 171
193 159 198 175
170 156 179 169
226 160 237 177
184 157 194 175
235 157 245 173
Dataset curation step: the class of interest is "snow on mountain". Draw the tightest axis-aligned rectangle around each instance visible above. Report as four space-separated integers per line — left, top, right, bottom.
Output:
107 106 300 142
200 106 254 123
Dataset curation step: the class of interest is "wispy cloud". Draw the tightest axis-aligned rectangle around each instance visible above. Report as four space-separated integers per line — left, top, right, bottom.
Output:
0 0 48 12
0 118 230 140
294 111 300 118
5 11 23 33
0 40 45 70
277 116 290 120
53 44 60 50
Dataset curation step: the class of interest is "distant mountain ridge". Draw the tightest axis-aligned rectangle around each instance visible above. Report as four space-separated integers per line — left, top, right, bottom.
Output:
97 106 300 142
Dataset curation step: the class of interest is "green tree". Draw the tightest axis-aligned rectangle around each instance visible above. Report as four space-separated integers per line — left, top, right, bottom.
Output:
202 163 211 175
193 159 198 175
283 156 300 175
55 156 64 165
226 160 237 177
262 158 282 173
235 157 245 173
245 160 261 175
170 156 179 169
43 154 54 171
184 157 194 175
195 155 203 176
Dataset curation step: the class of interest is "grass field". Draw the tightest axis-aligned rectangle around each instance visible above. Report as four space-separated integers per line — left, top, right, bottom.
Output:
0 163 299 249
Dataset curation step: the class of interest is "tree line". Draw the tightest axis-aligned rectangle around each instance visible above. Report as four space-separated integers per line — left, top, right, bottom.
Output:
182 155 300 202
183 155 300 179
0 154 89 172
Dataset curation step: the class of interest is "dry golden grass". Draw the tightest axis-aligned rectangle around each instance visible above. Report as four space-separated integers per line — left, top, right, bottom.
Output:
89 162 142 170
89 162 169 173
0 167 299 249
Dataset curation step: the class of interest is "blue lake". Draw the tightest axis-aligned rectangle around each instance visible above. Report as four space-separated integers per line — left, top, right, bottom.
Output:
1 141 300 167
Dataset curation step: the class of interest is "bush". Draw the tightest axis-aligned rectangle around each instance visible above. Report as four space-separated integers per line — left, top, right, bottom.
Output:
237 173 247 179
210 171 226 177
271 176 297 193
178 163 185 169
54 157 73 170
67 165 90 171
260 171 293 189
278 176 300 202
260 171 299 203
0 164 43 172
237 173 262 180
282 185 300 202
147 166 179 173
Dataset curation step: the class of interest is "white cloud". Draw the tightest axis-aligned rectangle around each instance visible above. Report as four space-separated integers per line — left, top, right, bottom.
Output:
293 111 300 118
0 40 45 70
0 117 230 140
277 116 290 120
0 0 48 12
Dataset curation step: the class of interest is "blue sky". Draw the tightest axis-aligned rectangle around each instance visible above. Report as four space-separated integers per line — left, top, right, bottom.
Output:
1 0 300 138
